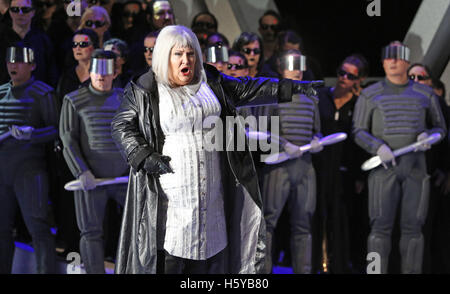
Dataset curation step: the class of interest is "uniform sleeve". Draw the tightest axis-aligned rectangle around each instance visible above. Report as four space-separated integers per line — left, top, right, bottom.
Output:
30 91 59 144
59 97 90 178
111 85 154 171
352 93 385 155
313 98 322 139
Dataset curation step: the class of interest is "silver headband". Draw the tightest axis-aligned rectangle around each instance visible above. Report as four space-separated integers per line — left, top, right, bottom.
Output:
6 47 34 63
381 45 410 61
280 55 306 71
90 58 115 75
206 45 228 63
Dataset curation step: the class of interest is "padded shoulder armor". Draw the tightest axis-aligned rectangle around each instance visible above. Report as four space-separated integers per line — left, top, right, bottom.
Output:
412 82 434 98
0 83 10 98
307 94 319 104
360 81 384 99
64 87 92 110
29 80 54 97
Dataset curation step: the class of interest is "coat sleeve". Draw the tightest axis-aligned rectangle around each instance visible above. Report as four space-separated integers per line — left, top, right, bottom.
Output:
59 96 90 178
219 73 295 108
111 84 154 171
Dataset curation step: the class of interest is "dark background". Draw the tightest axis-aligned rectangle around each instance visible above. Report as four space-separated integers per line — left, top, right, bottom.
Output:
275 0 423 76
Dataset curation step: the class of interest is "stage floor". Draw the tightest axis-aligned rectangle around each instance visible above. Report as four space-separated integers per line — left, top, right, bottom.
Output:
11 242 293 274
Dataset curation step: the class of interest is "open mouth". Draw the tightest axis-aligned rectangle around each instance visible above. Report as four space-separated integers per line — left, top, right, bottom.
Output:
181 67 190 76
10 71 17 75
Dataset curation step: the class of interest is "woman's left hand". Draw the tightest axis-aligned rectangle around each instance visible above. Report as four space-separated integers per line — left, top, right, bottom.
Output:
143 153 174 175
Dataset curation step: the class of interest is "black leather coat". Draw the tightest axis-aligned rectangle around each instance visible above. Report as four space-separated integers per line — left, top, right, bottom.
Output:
111 64 297 273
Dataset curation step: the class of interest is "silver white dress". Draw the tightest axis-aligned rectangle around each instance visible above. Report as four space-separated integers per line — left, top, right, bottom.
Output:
158 81 227 260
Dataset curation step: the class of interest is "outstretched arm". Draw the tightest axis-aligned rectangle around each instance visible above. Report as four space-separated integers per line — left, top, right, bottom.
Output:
219 73 323 108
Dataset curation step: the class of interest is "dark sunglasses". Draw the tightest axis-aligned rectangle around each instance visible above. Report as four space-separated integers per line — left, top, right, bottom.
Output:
337 69 359 80
10 6 34 13
227 63 247 70
193 21 216 30
409 74 430 81
85 20 106 28
242 48 261 55
72 41 92 48
260 24 280 31
144 47 154 53
64 0 73 4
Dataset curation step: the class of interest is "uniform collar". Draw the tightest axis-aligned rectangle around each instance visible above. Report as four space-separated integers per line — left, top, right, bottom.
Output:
10 76 34 91
88 83 114 96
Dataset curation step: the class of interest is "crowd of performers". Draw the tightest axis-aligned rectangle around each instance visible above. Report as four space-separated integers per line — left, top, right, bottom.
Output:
0 0 449 274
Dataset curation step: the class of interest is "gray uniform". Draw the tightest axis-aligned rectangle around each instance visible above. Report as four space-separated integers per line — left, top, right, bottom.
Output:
60 84 128 273
353 78 447 273
0 77 58 273
261 93 320 274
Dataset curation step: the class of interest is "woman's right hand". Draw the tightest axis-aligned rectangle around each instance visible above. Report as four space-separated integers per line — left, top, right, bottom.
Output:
143 153 174 175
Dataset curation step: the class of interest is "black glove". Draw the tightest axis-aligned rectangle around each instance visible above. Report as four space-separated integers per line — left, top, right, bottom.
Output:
143 153 174 175
293 80 324 97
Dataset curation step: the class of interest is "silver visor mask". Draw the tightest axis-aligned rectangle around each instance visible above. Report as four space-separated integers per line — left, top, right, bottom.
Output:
206 45 229 63
90 58 115 75
280 55 306 71
381 45 410 62
6 47 34 63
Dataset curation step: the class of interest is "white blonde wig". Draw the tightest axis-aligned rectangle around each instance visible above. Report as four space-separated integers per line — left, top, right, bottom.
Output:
152 25 206 86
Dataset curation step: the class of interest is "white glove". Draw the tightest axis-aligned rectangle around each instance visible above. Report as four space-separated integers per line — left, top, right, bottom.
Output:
284 142 302 159
9 125 34 140
376 144 396 169
414 132 431 152
78 170 97 191
309 136 324 153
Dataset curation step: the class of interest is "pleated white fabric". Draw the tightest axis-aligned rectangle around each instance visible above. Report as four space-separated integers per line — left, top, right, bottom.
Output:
158 82 227 260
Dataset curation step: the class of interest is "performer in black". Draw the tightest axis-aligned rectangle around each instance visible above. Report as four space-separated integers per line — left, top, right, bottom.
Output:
56 28 99 103
352 41 447 274
59 49 128 274
312 54 370 274
0 44 58 273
